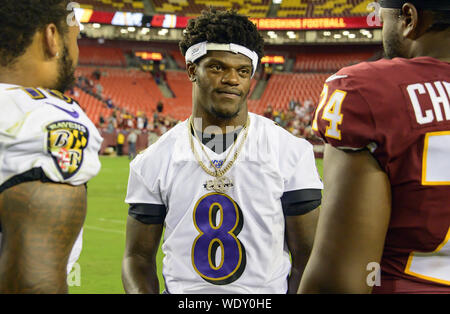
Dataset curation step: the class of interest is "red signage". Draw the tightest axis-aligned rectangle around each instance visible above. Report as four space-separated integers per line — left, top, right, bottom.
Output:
135 52 163 61
251 17 378 30
75 8 379 30
261 56 285 64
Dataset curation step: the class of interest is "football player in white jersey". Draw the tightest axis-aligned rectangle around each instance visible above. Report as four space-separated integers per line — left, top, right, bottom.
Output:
122 9 323 294
0 1 102 293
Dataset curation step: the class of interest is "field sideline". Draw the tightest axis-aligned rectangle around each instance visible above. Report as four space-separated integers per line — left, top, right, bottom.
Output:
70 155 324 294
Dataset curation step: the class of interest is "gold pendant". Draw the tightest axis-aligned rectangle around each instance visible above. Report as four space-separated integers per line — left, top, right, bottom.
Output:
205 176 233 193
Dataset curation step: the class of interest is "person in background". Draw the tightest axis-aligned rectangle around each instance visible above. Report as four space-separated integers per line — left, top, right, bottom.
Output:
117 130 125 156
127 129 138 160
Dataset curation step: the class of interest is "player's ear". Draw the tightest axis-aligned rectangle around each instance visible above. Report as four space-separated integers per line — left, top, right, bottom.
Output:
42 23 60 59
186 62 197 83
401 3 419 39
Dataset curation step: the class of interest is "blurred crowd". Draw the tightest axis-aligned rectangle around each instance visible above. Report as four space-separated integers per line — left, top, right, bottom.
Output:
93 98 319 160
68 70 319 159
263 98 317 140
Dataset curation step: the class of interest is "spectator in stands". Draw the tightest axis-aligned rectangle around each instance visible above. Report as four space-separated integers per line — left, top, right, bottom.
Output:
93 69 101 80
106 98 114 109
156 101 164 113
289 99 297 111
295 103 306 119
99 114 105 128
263 104 273 119
273 109 282 125
95 82 103 99
117 130 125 156
264 64 273 80
304 98 314 113
152 109 159 124
143 114 148 130
124 111 134 129
106 112 117 134
159 118 168 134
127 129 138 160
147 123 160 147
115 109 123 128
136 112 145 130
154 71 161 84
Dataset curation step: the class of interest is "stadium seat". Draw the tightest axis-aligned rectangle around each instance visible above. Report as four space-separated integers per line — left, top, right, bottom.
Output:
277 0 373 18
294 50 375 72
78 0 145 13
257 73 330 111
150 0 270 17
75 66 165 121
79 46 127 67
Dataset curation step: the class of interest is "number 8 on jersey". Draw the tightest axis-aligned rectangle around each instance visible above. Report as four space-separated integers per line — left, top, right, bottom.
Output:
191 193 246 285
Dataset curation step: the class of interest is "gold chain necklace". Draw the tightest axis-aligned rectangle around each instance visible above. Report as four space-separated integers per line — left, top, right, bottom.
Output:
188 115 250 193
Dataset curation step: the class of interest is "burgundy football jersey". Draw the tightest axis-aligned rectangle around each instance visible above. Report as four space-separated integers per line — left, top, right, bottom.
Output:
313 57 450 293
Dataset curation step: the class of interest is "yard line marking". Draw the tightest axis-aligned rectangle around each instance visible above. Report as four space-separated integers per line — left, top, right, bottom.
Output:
84 225 125 235
98 218 126 224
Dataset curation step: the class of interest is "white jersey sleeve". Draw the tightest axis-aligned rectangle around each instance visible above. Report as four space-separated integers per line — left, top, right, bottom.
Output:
0 84 102 189
281 136 323 192
275 125 323 215
126 152 164 205
125 147 167 224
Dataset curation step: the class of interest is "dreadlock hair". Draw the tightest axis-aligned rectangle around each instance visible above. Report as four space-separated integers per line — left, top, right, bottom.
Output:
0 0 70 67
179 8 265 65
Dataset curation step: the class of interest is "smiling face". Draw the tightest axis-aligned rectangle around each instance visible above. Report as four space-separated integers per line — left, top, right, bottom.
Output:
189 50 253 120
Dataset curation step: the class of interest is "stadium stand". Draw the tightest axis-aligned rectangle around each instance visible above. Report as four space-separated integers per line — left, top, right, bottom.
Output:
72 86 112 126
75 66 165 119
294 51 374 72
147 0 372 17
151 0 271 17
79 45 127 67
71 1 382 156
78 0 145 12
73 48 378 123
277 0 373 18
253 73 330 112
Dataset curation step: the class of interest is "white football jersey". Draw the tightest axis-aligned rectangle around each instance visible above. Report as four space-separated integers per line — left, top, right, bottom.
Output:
0 83 103 273
126 113 323 293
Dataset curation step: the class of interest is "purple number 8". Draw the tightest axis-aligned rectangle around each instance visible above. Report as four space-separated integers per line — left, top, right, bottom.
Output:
191 193 246 285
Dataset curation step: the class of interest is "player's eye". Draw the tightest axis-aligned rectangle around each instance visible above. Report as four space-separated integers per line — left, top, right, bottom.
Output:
238 68 251 77
209 64 223 72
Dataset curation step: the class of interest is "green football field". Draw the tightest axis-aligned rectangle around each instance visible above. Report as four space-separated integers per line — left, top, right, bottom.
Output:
69 156 324 294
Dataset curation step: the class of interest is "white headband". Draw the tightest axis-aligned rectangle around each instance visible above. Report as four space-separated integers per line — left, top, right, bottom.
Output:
185 41 259 77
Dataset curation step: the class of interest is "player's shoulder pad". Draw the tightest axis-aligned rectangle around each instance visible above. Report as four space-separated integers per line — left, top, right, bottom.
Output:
324 60 382 92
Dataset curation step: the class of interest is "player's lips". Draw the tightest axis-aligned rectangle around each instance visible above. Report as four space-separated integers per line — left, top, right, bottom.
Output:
215 89 242 97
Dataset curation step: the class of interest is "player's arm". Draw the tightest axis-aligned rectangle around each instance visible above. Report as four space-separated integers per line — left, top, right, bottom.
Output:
122 215 163 294
0 181 86 294
299 145 391 293
285 207 319 294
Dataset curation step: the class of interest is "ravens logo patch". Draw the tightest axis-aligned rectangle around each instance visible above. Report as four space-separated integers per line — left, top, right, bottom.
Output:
46 120 89 179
